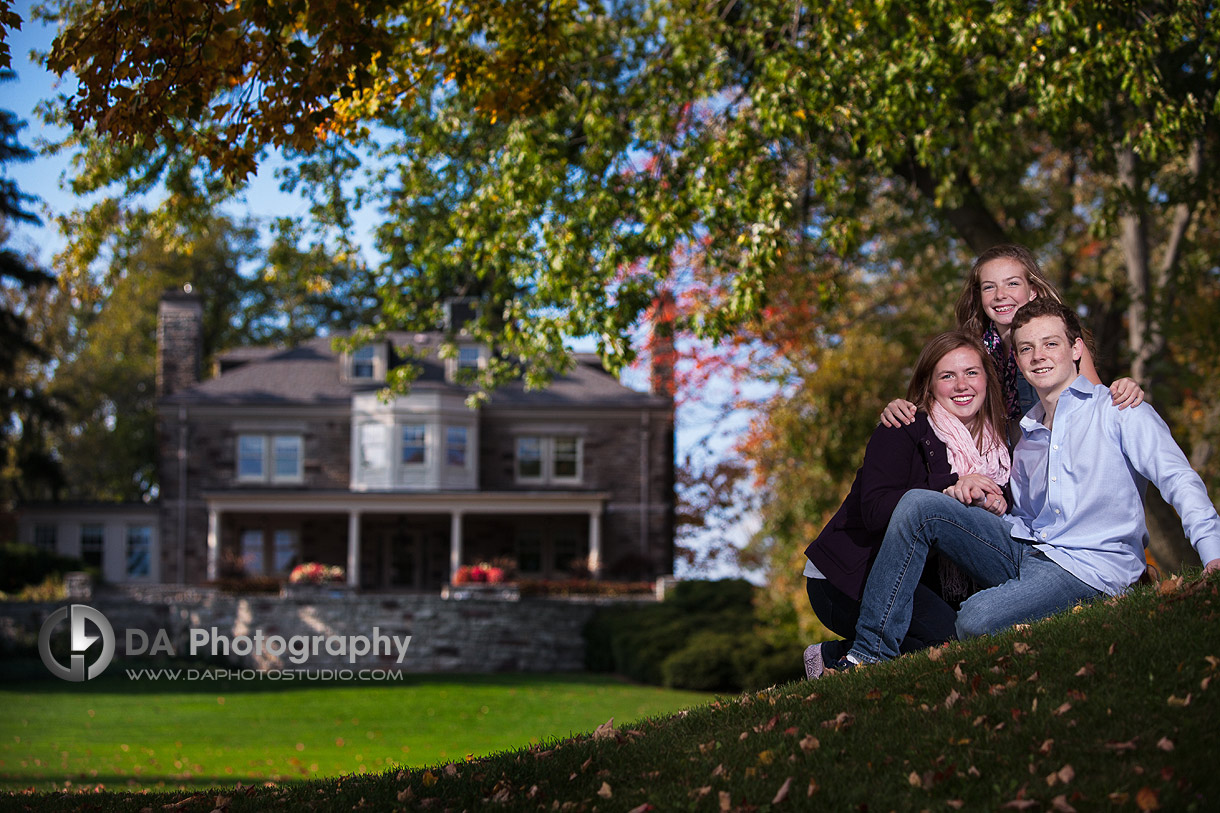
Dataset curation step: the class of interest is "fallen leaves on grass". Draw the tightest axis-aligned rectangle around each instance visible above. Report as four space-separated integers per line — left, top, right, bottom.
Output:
1135 786 1161 810
798 734 820 753
592 718 615 740
1166 693 1192 707
1156 737 1174 752
772 777 792 804
821 712 854 731
596 782 612 798
1045 764 1075 786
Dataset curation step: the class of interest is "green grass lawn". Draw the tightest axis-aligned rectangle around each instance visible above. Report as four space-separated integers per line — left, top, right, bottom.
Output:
0 669 712 793
5 573 1217 812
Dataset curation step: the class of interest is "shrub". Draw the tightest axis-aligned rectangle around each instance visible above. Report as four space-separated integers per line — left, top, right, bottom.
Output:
0 544 88 594
584 578 802 692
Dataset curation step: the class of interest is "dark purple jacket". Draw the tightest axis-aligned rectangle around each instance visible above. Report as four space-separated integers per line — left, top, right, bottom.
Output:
804 412 958 601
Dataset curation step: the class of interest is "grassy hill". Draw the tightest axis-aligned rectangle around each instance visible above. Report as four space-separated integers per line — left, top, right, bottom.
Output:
3 573 1217 812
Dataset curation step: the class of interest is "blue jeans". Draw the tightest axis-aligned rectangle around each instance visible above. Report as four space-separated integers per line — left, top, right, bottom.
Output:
847 490 1102 663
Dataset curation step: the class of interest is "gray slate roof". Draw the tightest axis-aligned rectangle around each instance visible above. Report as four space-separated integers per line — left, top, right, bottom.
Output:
162 335 668 409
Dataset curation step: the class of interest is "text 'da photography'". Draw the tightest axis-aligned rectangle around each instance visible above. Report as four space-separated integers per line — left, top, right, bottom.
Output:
35 603 410 683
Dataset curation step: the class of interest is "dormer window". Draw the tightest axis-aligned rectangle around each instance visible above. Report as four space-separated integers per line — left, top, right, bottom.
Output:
344 342 388 382
458 346 480 371
446 344 484 382
352 346 376 379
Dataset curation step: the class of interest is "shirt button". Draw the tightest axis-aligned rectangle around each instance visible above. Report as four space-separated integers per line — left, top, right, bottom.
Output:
1041 532 1048 539
1054 509 1061 514
1051 476 1058 482
1052 444 1059 450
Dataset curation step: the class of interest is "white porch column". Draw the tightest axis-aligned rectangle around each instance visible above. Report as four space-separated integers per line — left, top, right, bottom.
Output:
347 511 361 587
206 508 221 581
449 510 464 584
588 507 603 578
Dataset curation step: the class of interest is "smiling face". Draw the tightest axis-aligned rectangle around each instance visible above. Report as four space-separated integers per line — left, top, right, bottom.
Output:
931 346 988 426
1013 314 1084 399
978 258 1036 327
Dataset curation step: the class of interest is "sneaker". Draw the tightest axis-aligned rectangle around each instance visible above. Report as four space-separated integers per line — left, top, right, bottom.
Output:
828 654 863 673
803 643 825 679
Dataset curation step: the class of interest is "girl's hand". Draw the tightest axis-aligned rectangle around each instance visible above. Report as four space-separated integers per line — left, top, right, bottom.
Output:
1109 378 1144 410
944 474 1004 513
880 399 917 428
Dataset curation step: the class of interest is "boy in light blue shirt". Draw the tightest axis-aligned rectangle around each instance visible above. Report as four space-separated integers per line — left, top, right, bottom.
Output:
833 298 1220 669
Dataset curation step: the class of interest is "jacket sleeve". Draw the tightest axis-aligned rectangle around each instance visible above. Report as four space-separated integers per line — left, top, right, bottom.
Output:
857 424 925 534
858 417 958 533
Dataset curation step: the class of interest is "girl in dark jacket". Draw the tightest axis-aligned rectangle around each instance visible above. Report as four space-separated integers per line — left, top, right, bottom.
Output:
803 331 1010 678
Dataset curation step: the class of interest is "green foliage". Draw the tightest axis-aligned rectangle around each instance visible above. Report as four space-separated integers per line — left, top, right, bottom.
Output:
585 578 801 692
0 543 85 593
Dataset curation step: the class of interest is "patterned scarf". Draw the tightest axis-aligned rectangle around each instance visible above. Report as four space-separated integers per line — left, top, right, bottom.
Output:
927 400 1011 486
982 323 1023 422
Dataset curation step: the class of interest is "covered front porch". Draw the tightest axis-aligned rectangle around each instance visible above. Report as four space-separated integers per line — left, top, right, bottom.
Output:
201 490 609 591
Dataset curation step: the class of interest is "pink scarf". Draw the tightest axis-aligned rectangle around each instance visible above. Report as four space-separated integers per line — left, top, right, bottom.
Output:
928 401 1011 486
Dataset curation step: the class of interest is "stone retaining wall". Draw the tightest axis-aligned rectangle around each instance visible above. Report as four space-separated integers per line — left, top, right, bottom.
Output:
1 587 653 673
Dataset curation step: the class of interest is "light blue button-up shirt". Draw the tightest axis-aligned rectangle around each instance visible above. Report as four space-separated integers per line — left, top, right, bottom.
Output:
1007 377 1220 595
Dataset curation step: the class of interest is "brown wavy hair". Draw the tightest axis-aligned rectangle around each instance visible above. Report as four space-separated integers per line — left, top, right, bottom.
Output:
954 244 1064 338
906 331 1008 453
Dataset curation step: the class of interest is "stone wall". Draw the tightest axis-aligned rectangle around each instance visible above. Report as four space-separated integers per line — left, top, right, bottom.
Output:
1 588 652 674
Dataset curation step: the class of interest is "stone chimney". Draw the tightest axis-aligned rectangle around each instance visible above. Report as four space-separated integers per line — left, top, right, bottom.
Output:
157 288 203 397
648 291 677 399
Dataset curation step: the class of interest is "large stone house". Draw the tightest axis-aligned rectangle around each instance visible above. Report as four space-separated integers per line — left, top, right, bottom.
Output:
154 291 676 590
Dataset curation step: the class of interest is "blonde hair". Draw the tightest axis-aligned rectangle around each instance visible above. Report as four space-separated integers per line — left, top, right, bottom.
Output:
955 244 1063 337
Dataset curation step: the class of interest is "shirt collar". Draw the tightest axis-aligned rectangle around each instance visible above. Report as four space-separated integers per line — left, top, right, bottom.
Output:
1019 375 1093 436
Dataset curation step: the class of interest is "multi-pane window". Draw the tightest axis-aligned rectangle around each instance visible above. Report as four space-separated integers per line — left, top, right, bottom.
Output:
446 426 468 467
80 524 105 568
273 530 297 574
457 346 480 371
240 529 264 575
33 524 57 553
359 424 387 470
236 435 303 483
515 436 583 484
351 345 375 378
401 425 426 465
126 526 152 578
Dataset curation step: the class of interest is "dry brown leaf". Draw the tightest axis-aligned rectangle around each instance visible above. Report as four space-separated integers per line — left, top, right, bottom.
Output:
711 763 725 778
947 801 965 810
821 711 855 730
1156 737 1174 752
772 777 792 804
1051 794 1077 812
1003 800 1038 810
1157 576 1183 596
698 740 717 755
1105 739 1138 753
928 647 944 662
1135 786 1160 810
1038 738 1054 755
597 782 612 799
945 689 962 708
1167 693 1192 707
396 788 413 802
954 663 966 682
799 734 820 753
1013 642 1031 655
443 763 458 776
807 778 819 796
719 790 732 811
690 786 712 800
592 718 616 740
1075 663 1095 677
908 771 922 788
1052 702 1072 716
1057 765 1075 784
627 804 654 813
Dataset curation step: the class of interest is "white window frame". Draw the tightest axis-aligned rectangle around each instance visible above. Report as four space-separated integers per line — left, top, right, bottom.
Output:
359 423 388 470
445 426 469 468
514 436 583 485
351 345 376 379
401 424 427 466
80 524 105 568
236 434 304 484
126 526 153 578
